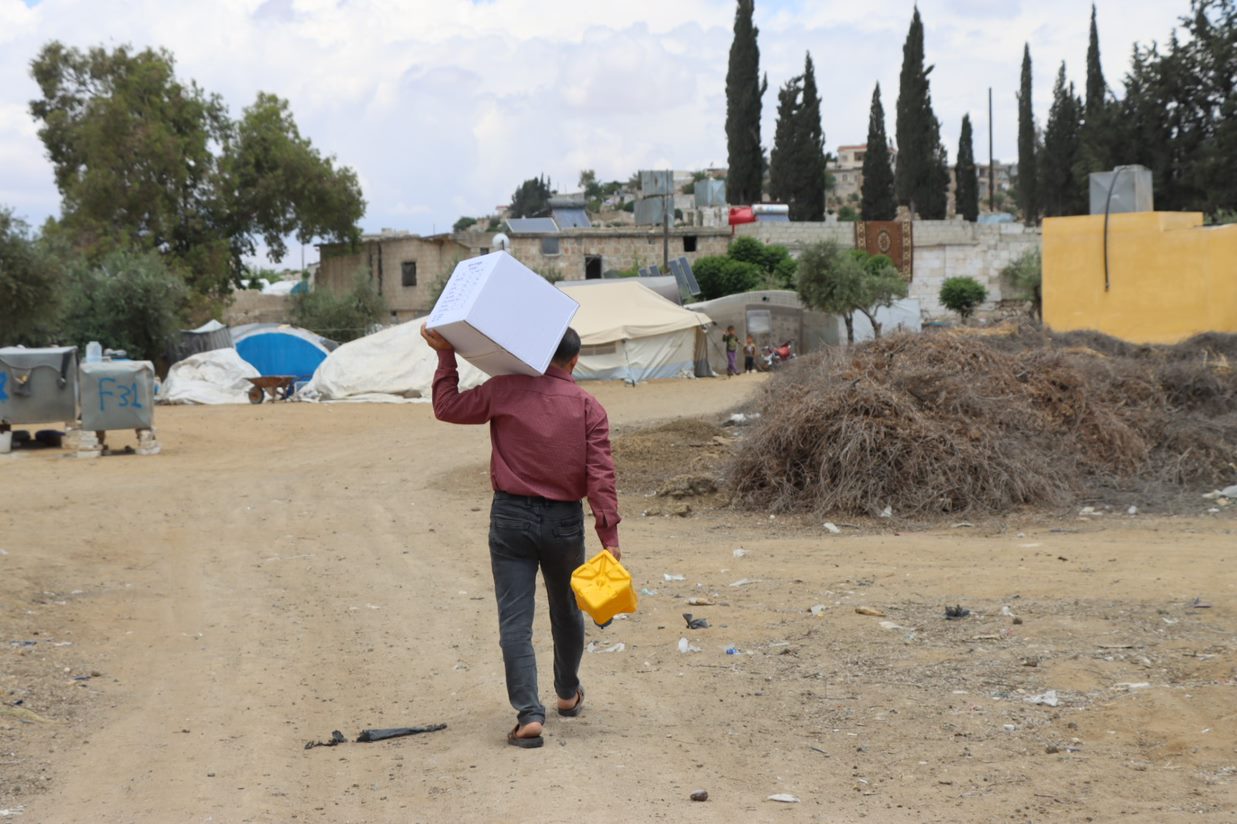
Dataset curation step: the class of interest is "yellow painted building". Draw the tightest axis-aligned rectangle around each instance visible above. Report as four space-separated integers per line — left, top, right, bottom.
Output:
1042 212 1237 343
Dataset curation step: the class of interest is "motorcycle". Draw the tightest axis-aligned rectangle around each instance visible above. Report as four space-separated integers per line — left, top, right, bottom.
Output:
761 340 796 370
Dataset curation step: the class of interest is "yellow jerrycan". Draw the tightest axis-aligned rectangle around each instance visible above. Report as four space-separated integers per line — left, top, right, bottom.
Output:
570 550 638 627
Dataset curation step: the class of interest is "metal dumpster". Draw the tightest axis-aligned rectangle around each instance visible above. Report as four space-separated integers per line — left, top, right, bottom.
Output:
79 360 156 431
0 346 79 425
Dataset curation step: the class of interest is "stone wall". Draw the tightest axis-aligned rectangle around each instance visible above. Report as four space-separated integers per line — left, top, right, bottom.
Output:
735 220 1041 318
318 236 470 321
223 291 291 325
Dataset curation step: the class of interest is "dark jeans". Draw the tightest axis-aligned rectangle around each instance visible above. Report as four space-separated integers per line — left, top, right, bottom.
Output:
489 491 586 726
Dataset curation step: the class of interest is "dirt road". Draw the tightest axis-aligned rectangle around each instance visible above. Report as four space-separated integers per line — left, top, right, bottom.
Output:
1 375 1233 823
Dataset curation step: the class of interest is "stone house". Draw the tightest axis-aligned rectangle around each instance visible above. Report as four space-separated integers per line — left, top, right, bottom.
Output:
316 231 471 322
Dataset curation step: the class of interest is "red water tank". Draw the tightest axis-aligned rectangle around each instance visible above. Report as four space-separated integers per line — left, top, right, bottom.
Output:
728 206 756 226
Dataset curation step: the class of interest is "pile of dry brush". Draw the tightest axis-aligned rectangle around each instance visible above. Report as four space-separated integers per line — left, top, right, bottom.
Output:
728 326 1237 518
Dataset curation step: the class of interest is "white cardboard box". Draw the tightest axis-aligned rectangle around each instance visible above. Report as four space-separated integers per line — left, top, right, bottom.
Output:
426 251 579 376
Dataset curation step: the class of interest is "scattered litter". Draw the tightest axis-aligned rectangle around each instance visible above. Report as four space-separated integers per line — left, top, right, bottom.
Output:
1220 484 1237 498
728 578 758 587
725 412 760 425
724 644 739 655
678 637 701 654
809 604 826 616
879 506 892 519
587 641 625 654
306 723 446 749
1114 682 1151 691
823 521 841 534
9 640 36 648
1097 644 1134 650
1003 723 1017 732
356 724 447 742
663 573 686 582
732 548 747 558
639 587 658 596
951 522 974 528
690 789 708 802
1079 506 1098 516
0 549 7 556
945 605 970 620
687 596 714 606
0 705 53 724
1189 596 1212 609
878 620 904 631
305 730 347 749
1127 505 1138 515
0 806 24 818
854 606 885 617
1024 690 1059 707
1000 605 1015 617
767 793 800 803
682 613 710 630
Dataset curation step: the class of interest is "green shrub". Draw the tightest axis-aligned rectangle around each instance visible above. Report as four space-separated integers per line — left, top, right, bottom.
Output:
290 268 387 342
692 255 763 300
939 276 988 321
1001 249 1042 321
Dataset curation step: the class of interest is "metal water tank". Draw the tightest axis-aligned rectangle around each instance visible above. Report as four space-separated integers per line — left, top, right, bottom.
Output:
79 360 156 431
0 346 79 425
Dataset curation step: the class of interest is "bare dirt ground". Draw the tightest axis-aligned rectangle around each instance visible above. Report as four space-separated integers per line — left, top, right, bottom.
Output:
1 373 1233 823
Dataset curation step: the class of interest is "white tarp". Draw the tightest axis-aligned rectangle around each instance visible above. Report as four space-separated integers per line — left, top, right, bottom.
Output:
297 317 488 403
159 348 260 405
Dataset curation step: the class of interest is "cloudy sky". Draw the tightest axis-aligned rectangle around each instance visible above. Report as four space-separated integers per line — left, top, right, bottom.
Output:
1 0 1189 264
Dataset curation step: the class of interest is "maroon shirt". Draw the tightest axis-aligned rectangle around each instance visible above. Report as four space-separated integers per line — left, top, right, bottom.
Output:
431 350 621 547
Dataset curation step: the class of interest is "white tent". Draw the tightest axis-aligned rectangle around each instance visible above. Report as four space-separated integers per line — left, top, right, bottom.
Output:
297 280 713 402
159 349 260 405
297 318 489 403
559 280 713 382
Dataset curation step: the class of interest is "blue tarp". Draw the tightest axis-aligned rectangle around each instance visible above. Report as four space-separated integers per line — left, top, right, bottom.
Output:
232 327 331 382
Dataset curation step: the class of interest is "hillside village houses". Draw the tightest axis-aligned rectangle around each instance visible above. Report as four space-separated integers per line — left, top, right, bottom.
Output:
314 147 1038 324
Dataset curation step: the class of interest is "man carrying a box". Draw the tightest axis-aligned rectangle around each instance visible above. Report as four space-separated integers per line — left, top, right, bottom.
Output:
420 325 621 749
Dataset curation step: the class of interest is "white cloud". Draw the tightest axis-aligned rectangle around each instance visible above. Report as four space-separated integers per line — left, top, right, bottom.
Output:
0 0 1194 259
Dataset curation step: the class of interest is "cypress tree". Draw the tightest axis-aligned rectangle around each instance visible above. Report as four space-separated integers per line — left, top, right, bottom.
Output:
955 115 979 221
725 0 765 204
1085 4 1106 118
895 6 945 218
796 53 826 221
861 83 897 220
1016 44 1039 223
1040 62 1085 217
768 74 802 210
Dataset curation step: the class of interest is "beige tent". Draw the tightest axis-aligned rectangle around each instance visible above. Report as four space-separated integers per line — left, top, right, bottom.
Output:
558 280 714 382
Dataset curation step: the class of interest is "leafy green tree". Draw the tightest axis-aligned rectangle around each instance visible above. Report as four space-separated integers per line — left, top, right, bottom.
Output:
837 205 858 222
768 57 827 220
861 83 897 220
28 42 364 300
728 236 796 287
1001 249 1042 321
894 7 945 217
59 249 189 359
769 73 802 209
725 0 766 205
1040 63 1085 217
289 269 387 342
692 255 763 300
509 175 552 218
939 276 988 322
453 216 478 233
955 115 979 221
797 241 908 343
1085 4 1107 118
0 208 65 345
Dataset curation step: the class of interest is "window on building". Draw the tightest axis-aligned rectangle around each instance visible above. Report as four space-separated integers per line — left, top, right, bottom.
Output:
541 237 560 256
401 261 417 287
480 247 489 255
855 152 865 162
683 235 698 253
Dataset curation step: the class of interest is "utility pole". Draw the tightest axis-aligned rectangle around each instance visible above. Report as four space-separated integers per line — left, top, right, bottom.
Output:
988 87 995 213
662 190 670 271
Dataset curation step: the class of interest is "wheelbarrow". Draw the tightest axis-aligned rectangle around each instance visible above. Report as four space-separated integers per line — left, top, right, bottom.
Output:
246 376 297 404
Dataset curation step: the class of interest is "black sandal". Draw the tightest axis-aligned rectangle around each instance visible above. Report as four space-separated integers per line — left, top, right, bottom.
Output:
556 687 584 718
507 725 544 749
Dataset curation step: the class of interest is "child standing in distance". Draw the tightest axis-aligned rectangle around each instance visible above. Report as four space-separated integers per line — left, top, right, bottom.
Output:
722 325 740 376
743 336 757 374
